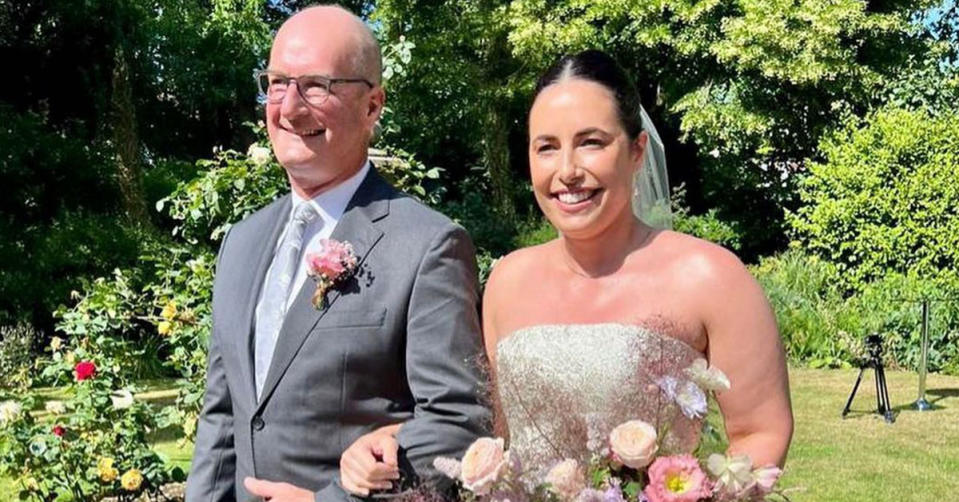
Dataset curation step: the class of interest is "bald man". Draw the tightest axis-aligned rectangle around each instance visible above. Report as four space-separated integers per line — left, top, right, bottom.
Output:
185 6 490 502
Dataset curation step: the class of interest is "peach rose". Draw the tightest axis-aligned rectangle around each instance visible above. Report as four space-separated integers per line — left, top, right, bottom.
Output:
460 437 507 495
609 420 658 469
545 459 586 501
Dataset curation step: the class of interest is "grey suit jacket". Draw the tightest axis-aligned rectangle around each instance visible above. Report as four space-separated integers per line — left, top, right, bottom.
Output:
185 168 491 502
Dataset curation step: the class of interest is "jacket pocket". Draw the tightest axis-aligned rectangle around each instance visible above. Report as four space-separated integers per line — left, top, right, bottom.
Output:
314 307 387 329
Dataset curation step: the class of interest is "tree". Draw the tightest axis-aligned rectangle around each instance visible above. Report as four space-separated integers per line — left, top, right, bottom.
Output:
788 106 959 290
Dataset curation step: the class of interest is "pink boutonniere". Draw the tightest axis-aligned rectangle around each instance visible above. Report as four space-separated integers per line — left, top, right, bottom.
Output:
306 238 359 309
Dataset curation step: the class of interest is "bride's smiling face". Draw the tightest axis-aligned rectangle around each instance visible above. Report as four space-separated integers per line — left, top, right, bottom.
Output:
528 78 646 240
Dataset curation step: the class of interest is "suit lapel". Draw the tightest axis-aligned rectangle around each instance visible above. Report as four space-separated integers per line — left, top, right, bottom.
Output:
233 195 292 408
255 169 391 412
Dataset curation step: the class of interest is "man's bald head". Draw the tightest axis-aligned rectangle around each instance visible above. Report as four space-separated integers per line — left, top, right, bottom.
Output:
272 4 382 84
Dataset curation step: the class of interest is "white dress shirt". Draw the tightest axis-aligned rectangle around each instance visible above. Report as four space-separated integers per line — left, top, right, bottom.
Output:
255 160 370 316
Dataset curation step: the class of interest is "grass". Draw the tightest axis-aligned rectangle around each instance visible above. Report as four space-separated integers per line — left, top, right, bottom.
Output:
777 367 959 501
2 368 958 500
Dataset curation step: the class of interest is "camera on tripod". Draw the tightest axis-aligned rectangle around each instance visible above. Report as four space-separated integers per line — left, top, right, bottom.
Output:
864 333 883 361
842 332 895 423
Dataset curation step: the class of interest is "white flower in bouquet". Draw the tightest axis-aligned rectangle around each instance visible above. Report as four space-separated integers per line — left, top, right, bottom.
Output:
110 389 135 410
706 453 754 494
684 358 730 392
44 400 66 415
0 400 22 427
608 419 658 469
545 459 586 501
459 437 508 495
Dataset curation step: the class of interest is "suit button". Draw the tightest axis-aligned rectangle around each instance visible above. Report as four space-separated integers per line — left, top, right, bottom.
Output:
252 417 265 431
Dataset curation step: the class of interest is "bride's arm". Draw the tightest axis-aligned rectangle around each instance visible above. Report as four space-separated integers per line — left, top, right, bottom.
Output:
482 254 516 440
693 244 793 468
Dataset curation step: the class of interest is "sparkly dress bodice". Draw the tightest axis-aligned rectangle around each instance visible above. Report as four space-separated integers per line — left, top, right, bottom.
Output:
495 324 703 474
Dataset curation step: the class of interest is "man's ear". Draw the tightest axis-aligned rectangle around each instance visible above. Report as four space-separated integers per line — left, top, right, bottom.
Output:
367 86 386 123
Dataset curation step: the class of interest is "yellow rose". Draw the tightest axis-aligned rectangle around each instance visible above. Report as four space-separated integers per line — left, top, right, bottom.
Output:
65 351 76 365
161 301 178 320
183 415 197 437
50 336 63 352
120 469 143 491
97 457 119 482
157 321 172 336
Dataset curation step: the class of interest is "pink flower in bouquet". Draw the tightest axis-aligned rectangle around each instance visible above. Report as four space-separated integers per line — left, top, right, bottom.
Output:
460 437 508 495
644 455 710 502
609 419 658 469
308 239 357 277
545 459 586 501
74 361 96 381
306 239 358 309
308 252 346 277
751 465 782 494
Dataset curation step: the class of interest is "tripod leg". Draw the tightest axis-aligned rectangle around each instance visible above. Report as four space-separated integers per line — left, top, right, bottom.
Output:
842 367 867 418
874 363 884 414
877 364 895 424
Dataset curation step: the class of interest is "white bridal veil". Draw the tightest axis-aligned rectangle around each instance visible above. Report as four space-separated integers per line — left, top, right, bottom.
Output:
633 106 672 229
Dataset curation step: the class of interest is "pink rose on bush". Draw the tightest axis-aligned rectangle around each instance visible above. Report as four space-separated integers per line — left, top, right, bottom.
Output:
609 419 658 469
52 424 65 437
459 437 507 495
74 361 96 381
644 454 710 502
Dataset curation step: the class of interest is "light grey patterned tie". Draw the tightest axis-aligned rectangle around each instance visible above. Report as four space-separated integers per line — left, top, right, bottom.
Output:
254 202 318 399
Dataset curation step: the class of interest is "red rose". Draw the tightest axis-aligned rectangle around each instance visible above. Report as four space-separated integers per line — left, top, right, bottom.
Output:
52 425 65 437
74 361 96 381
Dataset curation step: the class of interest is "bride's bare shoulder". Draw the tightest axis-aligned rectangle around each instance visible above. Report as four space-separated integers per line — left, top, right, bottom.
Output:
649 230 751 286
485 241 556 293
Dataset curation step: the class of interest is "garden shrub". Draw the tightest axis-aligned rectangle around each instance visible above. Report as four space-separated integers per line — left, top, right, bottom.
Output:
788 106 959 292
752 249 959 374
751 249 855 369
0 323 38 391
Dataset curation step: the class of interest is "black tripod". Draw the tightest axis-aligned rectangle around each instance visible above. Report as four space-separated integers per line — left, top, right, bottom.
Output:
842 333 895 423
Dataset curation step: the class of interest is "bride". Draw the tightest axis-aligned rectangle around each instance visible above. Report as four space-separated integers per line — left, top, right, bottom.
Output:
338 50 793 496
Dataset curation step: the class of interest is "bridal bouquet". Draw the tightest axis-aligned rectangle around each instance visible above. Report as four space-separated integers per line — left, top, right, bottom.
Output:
433 359 785 502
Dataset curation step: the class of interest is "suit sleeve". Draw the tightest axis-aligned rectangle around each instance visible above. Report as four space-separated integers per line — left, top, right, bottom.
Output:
185 230 237 502
395 223 493 485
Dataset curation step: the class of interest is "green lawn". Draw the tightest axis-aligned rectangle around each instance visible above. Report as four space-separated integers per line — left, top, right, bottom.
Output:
3 368 958 500
778 367 959 501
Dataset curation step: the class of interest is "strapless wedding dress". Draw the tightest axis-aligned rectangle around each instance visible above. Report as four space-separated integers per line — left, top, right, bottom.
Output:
495 324 704 475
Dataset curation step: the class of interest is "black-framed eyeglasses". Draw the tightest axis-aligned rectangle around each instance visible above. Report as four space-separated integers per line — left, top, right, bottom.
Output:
254 70 374 106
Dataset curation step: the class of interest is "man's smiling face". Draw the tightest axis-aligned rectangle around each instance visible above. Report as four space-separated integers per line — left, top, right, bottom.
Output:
265 7 383 197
